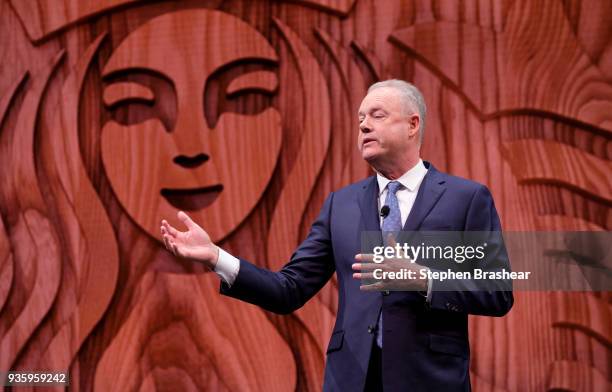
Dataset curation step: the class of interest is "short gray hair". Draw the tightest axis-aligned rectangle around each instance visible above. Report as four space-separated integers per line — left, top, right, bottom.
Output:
368 79 427 144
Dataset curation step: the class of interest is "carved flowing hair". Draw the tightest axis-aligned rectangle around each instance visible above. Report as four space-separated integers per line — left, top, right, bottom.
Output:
0 8 375 390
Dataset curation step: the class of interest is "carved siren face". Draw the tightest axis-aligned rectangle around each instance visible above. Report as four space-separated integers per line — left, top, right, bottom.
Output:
101 10 282 242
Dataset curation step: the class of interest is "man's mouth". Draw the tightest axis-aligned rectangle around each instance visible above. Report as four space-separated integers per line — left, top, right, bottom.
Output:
363 138 377 146
161 184 224 211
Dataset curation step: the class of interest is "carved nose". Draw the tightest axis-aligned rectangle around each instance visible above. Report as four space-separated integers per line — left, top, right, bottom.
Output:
173 153 209 168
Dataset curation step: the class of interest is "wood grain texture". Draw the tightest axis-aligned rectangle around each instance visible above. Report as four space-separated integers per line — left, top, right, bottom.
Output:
0 217 12 316
9 0 357 42
315 28 371 186
552 293 611 349
9 0 143 42
291 0 357 16
101 9 282 244
389 0 612 134
103 81 154 107
0 73 26 316
0 0 610 391
536 215 606 232
94 273 296 391
226 71 278 96
547 360 610 392
0 52 63 372
502 140 612 204
0 72 28 132
17 33 121 376
264 17 333 390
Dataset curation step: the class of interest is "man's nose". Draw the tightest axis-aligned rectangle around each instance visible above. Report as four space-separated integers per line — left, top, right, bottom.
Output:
360 118 372 133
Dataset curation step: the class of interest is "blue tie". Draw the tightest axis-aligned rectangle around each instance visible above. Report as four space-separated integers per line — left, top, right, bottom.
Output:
381 181 403 235
377 181 402 347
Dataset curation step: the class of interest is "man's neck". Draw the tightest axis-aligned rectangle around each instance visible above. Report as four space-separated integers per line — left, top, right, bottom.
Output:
374 156 421 180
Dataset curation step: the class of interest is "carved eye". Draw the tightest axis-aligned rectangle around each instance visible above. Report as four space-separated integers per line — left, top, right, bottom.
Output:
226 71 278 97
103 82 154 107
103 70 176 131
204 62 278 129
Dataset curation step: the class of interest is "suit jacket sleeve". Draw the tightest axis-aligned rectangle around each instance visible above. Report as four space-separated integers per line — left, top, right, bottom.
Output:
428 185 514 316
219 193 336 314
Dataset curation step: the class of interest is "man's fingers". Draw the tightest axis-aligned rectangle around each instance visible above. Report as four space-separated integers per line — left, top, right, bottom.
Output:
161 232 171 251
162 221 180 238
353 272 375 280
177 211 198 231
360 281 385 291
160 217 197 259
160 226 171 249
385 234 409 258
170 240 180 257
352 263 382 271
354 254 375 262
386 233 398 247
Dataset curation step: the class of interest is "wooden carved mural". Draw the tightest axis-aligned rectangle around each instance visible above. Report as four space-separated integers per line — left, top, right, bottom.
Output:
0 0 610 391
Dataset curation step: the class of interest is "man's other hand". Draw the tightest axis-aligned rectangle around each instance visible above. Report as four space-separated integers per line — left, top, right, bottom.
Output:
352 253 427 292
160 211 219 269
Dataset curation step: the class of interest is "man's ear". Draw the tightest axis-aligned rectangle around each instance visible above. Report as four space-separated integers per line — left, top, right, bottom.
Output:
407 114 420 138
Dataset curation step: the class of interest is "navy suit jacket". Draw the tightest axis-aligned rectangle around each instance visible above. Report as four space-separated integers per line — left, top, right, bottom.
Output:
221 162 513 391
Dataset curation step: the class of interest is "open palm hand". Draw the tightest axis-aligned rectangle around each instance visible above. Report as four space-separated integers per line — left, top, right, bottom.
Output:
160 211 219 268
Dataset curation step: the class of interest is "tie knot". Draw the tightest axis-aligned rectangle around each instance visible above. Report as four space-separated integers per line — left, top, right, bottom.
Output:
387 181 402 194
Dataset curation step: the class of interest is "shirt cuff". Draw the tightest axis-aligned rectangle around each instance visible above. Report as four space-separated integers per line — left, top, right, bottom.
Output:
214 247 240 286
425 271 433 303
418 267 433 304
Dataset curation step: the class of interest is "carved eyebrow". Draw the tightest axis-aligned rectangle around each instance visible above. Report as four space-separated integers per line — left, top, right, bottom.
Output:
103 81 155 108
226 70 278 97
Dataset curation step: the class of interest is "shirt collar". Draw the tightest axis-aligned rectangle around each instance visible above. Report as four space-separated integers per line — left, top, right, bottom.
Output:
376 159 428 195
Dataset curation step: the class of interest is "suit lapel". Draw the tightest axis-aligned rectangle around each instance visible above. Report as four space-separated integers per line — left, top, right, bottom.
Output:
403 162 447 231
357 163 447 248
358 176 382 249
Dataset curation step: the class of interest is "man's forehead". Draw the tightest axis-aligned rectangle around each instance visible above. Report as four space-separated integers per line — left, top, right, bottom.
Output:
359 87 402 113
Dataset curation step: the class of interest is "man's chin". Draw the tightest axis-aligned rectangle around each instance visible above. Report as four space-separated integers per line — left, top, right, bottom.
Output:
362 152 380 164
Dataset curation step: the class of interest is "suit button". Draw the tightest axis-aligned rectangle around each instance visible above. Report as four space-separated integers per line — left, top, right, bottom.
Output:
367 325 375 334
383 290 390 296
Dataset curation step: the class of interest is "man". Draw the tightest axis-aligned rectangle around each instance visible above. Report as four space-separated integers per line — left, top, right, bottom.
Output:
161 79 513 391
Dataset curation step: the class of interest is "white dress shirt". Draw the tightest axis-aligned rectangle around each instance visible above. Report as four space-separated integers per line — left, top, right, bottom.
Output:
215 247 240 286
376 159 432 301
376 159 427 229
214 159 430 299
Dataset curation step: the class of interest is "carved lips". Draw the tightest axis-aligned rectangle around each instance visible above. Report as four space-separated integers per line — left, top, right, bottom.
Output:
160 184 224 211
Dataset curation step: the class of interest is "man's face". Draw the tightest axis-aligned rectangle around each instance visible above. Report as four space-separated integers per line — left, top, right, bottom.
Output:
357 87 417 167
100 10 282 242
